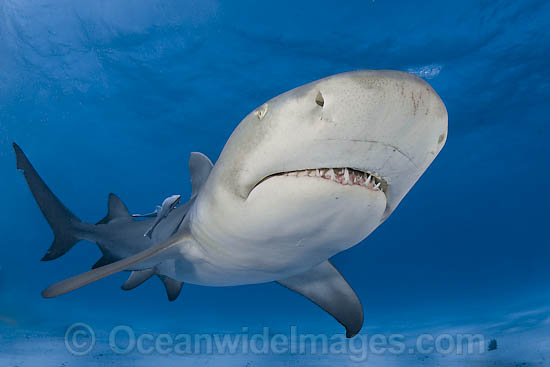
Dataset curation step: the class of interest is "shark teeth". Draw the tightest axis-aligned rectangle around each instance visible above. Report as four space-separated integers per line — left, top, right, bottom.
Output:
280 167 386 192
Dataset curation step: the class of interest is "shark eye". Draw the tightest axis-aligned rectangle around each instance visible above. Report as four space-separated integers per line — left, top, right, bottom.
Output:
315 91 324 107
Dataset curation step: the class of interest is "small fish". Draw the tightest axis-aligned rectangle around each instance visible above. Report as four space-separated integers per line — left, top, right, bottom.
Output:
133 195 181 238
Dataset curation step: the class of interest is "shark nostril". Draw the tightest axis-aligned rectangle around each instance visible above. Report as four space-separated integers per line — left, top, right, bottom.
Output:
315 91 324 107
438 133 446 144
254 104 269 120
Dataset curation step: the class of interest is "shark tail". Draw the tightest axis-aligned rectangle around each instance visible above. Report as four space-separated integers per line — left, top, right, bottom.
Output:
13 143 83 261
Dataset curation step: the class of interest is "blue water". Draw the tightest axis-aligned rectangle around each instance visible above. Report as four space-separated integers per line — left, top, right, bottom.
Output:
1 0 549 365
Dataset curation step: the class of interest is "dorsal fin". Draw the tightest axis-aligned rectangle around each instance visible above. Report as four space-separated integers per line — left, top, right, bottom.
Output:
97 193 132 224
189 152 213 198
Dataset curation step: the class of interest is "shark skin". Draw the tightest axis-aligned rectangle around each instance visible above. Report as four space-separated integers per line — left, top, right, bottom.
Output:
15 70 447 337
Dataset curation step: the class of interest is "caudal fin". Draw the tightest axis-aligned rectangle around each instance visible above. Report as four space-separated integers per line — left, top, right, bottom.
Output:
13 143 82 261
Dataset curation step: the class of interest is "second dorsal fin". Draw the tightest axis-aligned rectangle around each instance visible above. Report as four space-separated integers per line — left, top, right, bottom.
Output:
97 193 132 224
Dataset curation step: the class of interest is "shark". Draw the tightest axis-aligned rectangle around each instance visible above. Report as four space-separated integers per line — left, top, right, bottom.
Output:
14 70 447 337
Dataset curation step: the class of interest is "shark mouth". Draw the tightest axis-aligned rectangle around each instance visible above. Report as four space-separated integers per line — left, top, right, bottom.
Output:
255 168 388 194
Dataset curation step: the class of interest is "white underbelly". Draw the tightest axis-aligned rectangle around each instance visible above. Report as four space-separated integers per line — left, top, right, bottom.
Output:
165 177 387 286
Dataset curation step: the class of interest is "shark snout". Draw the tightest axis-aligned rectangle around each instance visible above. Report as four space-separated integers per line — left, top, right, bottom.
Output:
285 70 448 217
208 70 447 220
320 70 448 216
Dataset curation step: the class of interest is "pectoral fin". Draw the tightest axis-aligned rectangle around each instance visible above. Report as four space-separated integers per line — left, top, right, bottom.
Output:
277 261 363 338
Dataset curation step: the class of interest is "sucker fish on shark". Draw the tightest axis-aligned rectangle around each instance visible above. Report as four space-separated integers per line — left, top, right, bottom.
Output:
14 70 447 337
132 194 182 238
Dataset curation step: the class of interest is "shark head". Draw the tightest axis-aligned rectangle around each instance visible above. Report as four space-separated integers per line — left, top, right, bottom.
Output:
191 70 447 279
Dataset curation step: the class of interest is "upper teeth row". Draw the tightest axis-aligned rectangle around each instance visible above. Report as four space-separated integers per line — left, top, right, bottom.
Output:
282 168 384 192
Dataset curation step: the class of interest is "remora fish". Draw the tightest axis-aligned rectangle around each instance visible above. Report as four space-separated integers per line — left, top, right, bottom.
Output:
133 194 182 238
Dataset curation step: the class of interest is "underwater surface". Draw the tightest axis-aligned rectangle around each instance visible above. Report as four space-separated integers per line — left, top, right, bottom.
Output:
0 0 549 365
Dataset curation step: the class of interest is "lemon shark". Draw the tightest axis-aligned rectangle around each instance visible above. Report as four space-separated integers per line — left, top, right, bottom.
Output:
14 70 447 337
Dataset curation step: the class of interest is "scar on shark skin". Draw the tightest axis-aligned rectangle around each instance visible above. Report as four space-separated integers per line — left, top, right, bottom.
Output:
318 137 419 168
